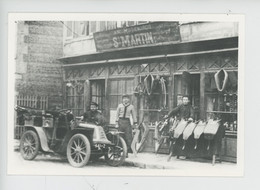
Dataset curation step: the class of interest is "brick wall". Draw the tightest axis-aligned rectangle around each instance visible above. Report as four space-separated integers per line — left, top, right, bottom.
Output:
15 21 64 109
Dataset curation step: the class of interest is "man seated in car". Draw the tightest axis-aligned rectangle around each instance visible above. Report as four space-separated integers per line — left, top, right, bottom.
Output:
82 102 106 126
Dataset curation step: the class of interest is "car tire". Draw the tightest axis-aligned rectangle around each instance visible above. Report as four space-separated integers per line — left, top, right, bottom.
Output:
20 130 40 160
105 136 127 167
67 134 91 168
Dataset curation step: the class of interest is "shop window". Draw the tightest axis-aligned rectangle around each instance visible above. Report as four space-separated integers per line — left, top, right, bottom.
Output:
120 21 128 28
64 21 150 39
65 81 84 116
99 21 107 31
90 21 97 34
107 21 117 30
205 71 238 134
108 79 134 124
73 21 89 37
127 21 135 26
65 21 73 39
137 75 170 124
109 79 133 108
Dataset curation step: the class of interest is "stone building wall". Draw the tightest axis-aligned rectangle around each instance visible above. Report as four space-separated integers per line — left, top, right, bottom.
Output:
15 21 64 109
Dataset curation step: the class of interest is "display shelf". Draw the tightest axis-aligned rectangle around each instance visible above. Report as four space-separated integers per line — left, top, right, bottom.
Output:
225 130 237 137
206 111 237 114
205 92 237 95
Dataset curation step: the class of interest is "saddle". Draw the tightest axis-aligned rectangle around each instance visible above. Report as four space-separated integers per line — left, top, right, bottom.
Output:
173 119 188 139
193 121 206 139
183 122 197 141
204 119 220 140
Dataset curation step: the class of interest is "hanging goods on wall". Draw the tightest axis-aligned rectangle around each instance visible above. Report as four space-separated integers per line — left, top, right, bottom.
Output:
193 121 206 149
204 119 220 150
214 69 228 92
160 77 167 109
182 122 197 150
151 74 161 94
134 75 144 97
66 80 84 95
143 74 154 96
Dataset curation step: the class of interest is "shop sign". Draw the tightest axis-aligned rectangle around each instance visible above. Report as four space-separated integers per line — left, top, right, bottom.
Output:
93 22 181 52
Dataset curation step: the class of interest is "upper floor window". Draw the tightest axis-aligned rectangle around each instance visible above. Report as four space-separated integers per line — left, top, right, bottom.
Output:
64 21 149 40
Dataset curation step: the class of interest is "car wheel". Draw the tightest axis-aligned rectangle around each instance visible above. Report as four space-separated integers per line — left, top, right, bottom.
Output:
105 136 127 167
67 134 91 168
20 130 40 160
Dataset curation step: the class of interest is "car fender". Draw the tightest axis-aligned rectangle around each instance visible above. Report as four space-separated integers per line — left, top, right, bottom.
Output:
59 128 95 154
34 127 53 152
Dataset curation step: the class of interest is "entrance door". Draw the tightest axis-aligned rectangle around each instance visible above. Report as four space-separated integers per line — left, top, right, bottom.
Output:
174 73 200 120
90 80 105 113
108 78 134 124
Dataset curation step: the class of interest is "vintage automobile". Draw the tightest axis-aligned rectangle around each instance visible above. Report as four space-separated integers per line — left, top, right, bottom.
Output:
15 106 127 167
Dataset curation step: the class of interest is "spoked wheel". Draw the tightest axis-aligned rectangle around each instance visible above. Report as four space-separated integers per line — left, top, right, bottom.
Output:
105 136 127 167
67 134 91 168
20 130 40 160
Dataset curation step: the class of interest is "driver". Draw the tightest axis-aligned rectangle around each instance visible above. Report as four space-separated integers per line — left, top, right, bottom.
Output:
82 102 106 126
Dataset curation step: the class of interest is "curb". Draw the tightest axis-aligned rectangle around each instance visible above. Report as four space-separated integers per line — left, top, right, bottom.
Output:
123 159 175 169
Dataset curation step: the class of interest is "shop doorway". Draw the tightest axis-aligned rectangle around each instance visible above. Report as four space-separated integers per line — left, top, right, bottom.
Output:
108 78 134 124
174 73 200 120
90 79 105 113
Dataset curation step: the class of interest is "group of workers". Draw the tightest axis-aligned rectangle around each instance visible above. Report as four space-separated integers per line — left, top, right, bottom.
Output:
82 94 194 157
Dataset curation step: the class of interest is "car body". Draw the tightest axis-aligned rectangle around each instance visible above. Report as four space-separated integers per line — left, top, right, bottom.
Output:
15 106 127 167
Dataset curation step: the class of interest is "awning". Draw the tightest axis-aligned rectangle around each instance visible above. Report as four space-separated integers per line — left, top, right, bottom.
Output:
59 37 238 67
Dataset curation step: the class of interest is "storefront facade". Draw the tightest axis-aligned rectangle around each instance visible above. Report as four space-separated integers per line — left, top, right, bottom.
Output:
60 21 238 162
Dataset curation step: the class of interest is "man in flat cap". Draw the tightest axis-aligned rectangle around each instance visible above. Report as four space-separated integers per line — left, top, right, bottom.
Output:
115 94 138 156
82 102 106 126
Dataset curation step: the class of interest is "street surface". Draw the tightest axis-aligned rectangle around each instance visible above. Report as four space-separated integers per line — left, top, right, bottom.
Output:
12 150 135 170
9 140 239 176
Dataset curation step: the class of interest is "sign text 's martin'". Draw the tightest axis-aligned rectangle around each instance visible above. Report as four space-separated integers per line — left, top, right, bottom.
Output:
113 32 154 48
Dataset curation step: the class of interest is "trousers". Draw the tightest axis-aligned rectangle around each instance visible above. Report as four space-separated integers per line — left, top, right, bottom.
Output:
118 118 132 153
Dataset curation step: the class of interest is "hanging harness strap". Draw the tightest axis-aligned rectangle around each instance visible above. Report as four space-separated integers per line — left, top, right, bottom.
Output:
160 77 167 108
134 75 144 96
214 69 228 92
144 74 154 96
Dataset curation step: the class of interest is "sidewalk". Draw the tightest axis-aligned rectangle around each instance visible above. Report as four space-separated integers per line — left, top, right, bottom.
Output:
15 139 236 170
124 152 236 170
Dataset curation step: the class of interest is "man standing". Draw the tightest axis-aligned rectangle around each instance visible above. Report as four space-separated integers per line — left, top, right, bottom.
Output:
82 102 106 126
165 95 194 121
115 94 138 155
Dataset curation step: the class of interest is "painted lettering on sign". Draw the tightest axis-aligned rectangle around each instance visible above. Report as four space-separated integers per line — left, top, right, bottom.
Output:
93 22 181 52
112 32 154 48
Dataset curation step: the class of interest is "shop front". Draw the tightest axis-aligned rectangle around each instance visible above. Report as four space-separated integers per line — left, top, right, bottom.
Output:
60 21 238 162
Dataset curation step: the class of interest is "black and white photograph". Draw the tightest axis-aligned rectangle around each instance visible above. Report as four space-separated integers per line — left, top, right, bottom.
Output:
7 13 244 176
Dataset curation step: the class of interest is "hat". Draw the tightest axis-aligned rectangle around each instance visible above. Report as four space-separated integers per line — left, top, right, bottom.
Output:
122 94 130 99
90 102 98 107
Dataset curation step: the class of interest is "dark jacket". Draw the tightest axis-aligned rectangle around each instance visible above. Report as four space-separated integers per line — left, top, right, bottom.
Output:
167 104 194 120
83 110 106 126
